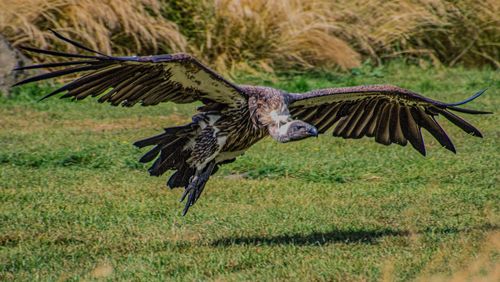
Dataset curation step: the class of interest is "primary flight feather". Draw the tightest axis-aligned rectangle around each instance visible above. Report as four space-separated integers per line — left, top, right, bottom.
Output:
14 30 490 215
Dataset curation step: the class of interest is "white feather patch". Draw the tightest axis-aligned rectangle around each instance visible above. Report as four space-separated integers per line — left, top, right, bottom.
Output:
278 122 292 136
270 110 290 125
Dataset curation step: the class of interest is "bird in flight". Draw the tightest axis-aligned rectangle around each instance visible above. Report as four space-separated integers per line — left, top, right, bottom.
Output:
14 30 490 215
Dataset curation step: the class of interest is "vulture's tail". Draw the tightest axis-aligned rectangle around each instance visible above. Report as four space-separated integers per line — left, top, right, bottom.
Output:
134 123 198 185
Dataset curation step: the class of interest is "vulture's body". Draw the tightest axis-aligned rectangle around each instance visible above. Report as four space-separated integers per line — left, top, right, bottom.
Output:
14 30 491 215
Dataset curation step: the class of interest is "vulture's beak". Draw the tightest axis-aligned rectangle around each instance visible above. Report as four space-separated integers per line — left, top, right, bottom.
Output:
308 127 319 138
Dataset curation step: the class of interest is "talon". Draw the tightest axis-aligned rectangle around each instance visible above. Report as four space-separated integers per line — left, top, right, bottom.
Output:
179 188 190 202
180 161 216 215
182 201 191 216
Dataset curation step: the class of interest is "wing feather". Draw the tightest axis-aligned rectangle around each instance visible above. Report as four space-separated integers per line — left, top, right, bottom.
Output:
14 30 246 108
389 103 407 146
340 100 367 137
429 107 483 137
288 85 489 155
314 105 338 132
366 100 385 138
401 106 426 155
309 105 331 126
346 99 374 138
13 64 110 87
411 107 455 153
375 103 392 145
354 98 381 138
123 78 165 106
317 104 342 133
333 102 360 136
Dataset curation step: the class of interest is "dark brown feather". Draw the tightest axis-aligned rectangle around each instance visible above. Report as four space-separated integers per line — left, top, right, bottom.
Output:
122 79 164 106
322 104 349 134
309 105 332 126
57 66 131 99
375 103 392 145
430 107 483 137
389 103 407 146
14 60 100 70
288 85 488 155
312 105 335 132
411 107 455 153
19 45 102 60
351 98 380 138
365 100 386 137
110 72 154 104
316 104 342 133
343 99 370 138
333 102 361 136
17 33 246 108
14 64 109 87
69 68 136 99
400 106 426 155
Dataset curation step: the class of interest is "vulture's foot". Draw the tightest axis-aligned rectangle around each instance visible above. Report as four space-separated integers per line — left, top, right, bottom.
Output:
179 161 216 216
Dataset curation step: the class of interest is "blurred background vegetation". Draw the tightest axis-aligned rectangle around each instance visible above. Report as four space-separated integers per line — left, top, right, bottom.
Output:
0 0 498 75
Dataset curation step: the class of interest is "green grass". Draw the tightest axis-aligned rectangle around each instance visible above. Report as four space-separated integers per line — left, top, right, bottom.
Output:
1 63 499 281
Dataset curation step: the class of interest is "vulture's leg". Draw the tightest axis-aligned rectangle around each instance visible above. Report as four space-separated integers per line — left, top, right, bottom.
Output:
180 160 216 215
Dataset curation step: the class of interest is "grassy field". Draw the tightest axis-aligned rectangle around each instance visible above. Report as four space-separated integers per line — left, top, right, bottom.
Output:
0 63 499 281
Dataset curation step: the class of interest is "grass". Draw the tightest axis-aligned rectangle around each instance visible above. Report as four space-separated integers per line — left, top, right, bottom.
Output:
0 0 186 54
1 0 498 73
0 63 499 281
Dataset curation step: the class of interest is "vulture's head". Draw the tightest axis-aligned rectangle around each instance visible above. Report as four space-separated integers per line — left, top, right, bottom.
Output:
277 120 318 143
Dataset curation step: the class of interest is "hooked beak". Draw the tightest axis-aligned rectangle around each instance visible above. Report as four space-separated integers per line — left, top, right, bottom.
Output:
308 127 318 137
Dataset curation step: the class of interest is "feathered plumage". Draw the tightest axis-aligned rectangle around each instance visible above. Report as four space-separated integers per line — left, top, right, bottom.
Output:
287 85 489 155
14 30 491 215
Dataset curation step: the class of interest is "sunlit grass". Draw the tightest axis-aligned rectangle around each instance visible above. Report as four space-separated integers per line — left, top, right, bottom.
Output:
0 63 499 280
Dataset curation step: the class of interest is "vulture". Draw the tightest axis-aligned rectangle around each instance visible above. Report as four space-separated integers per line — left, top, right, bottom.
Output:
14 30 490 215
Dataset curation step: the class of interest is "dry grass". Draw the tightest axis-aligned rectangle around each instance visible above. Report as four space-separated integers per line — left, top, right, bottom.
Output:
164 0 499 72
0 0 186 55
182 0 361 73
336 0 500 68
415 231 500 282
0 0 498 73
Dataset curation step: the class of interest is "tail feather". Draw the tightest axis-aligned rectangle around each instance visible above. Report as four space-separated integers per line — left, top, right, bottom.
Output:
167 171 181 188
139 145 161 163
135 123 198 180
134 132 171 148
149 138 187 176
167 164 195 189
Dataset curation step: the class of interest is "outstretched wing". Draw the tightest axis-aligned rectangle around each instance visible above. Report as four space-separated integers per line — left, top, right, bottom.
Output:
13 30 246 107
287 85 490 155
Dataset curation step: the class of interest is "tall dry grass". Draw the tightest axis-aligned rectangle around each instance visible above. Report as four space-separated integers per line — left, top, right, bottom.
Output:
336 0 500 68
0 0 498 73
0 0 186 55
168 0 361 73
165 0 499 71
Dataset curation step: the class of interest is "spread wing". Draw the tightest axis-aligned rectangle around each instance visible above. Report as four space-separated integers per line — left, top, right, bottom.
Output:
287 85 490 155
13 30 246 107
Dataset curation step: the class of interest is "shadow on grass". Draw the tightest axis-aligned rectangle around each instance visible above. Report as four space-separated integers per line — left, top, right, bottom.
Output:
211 224 499 247
211 228 408 246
